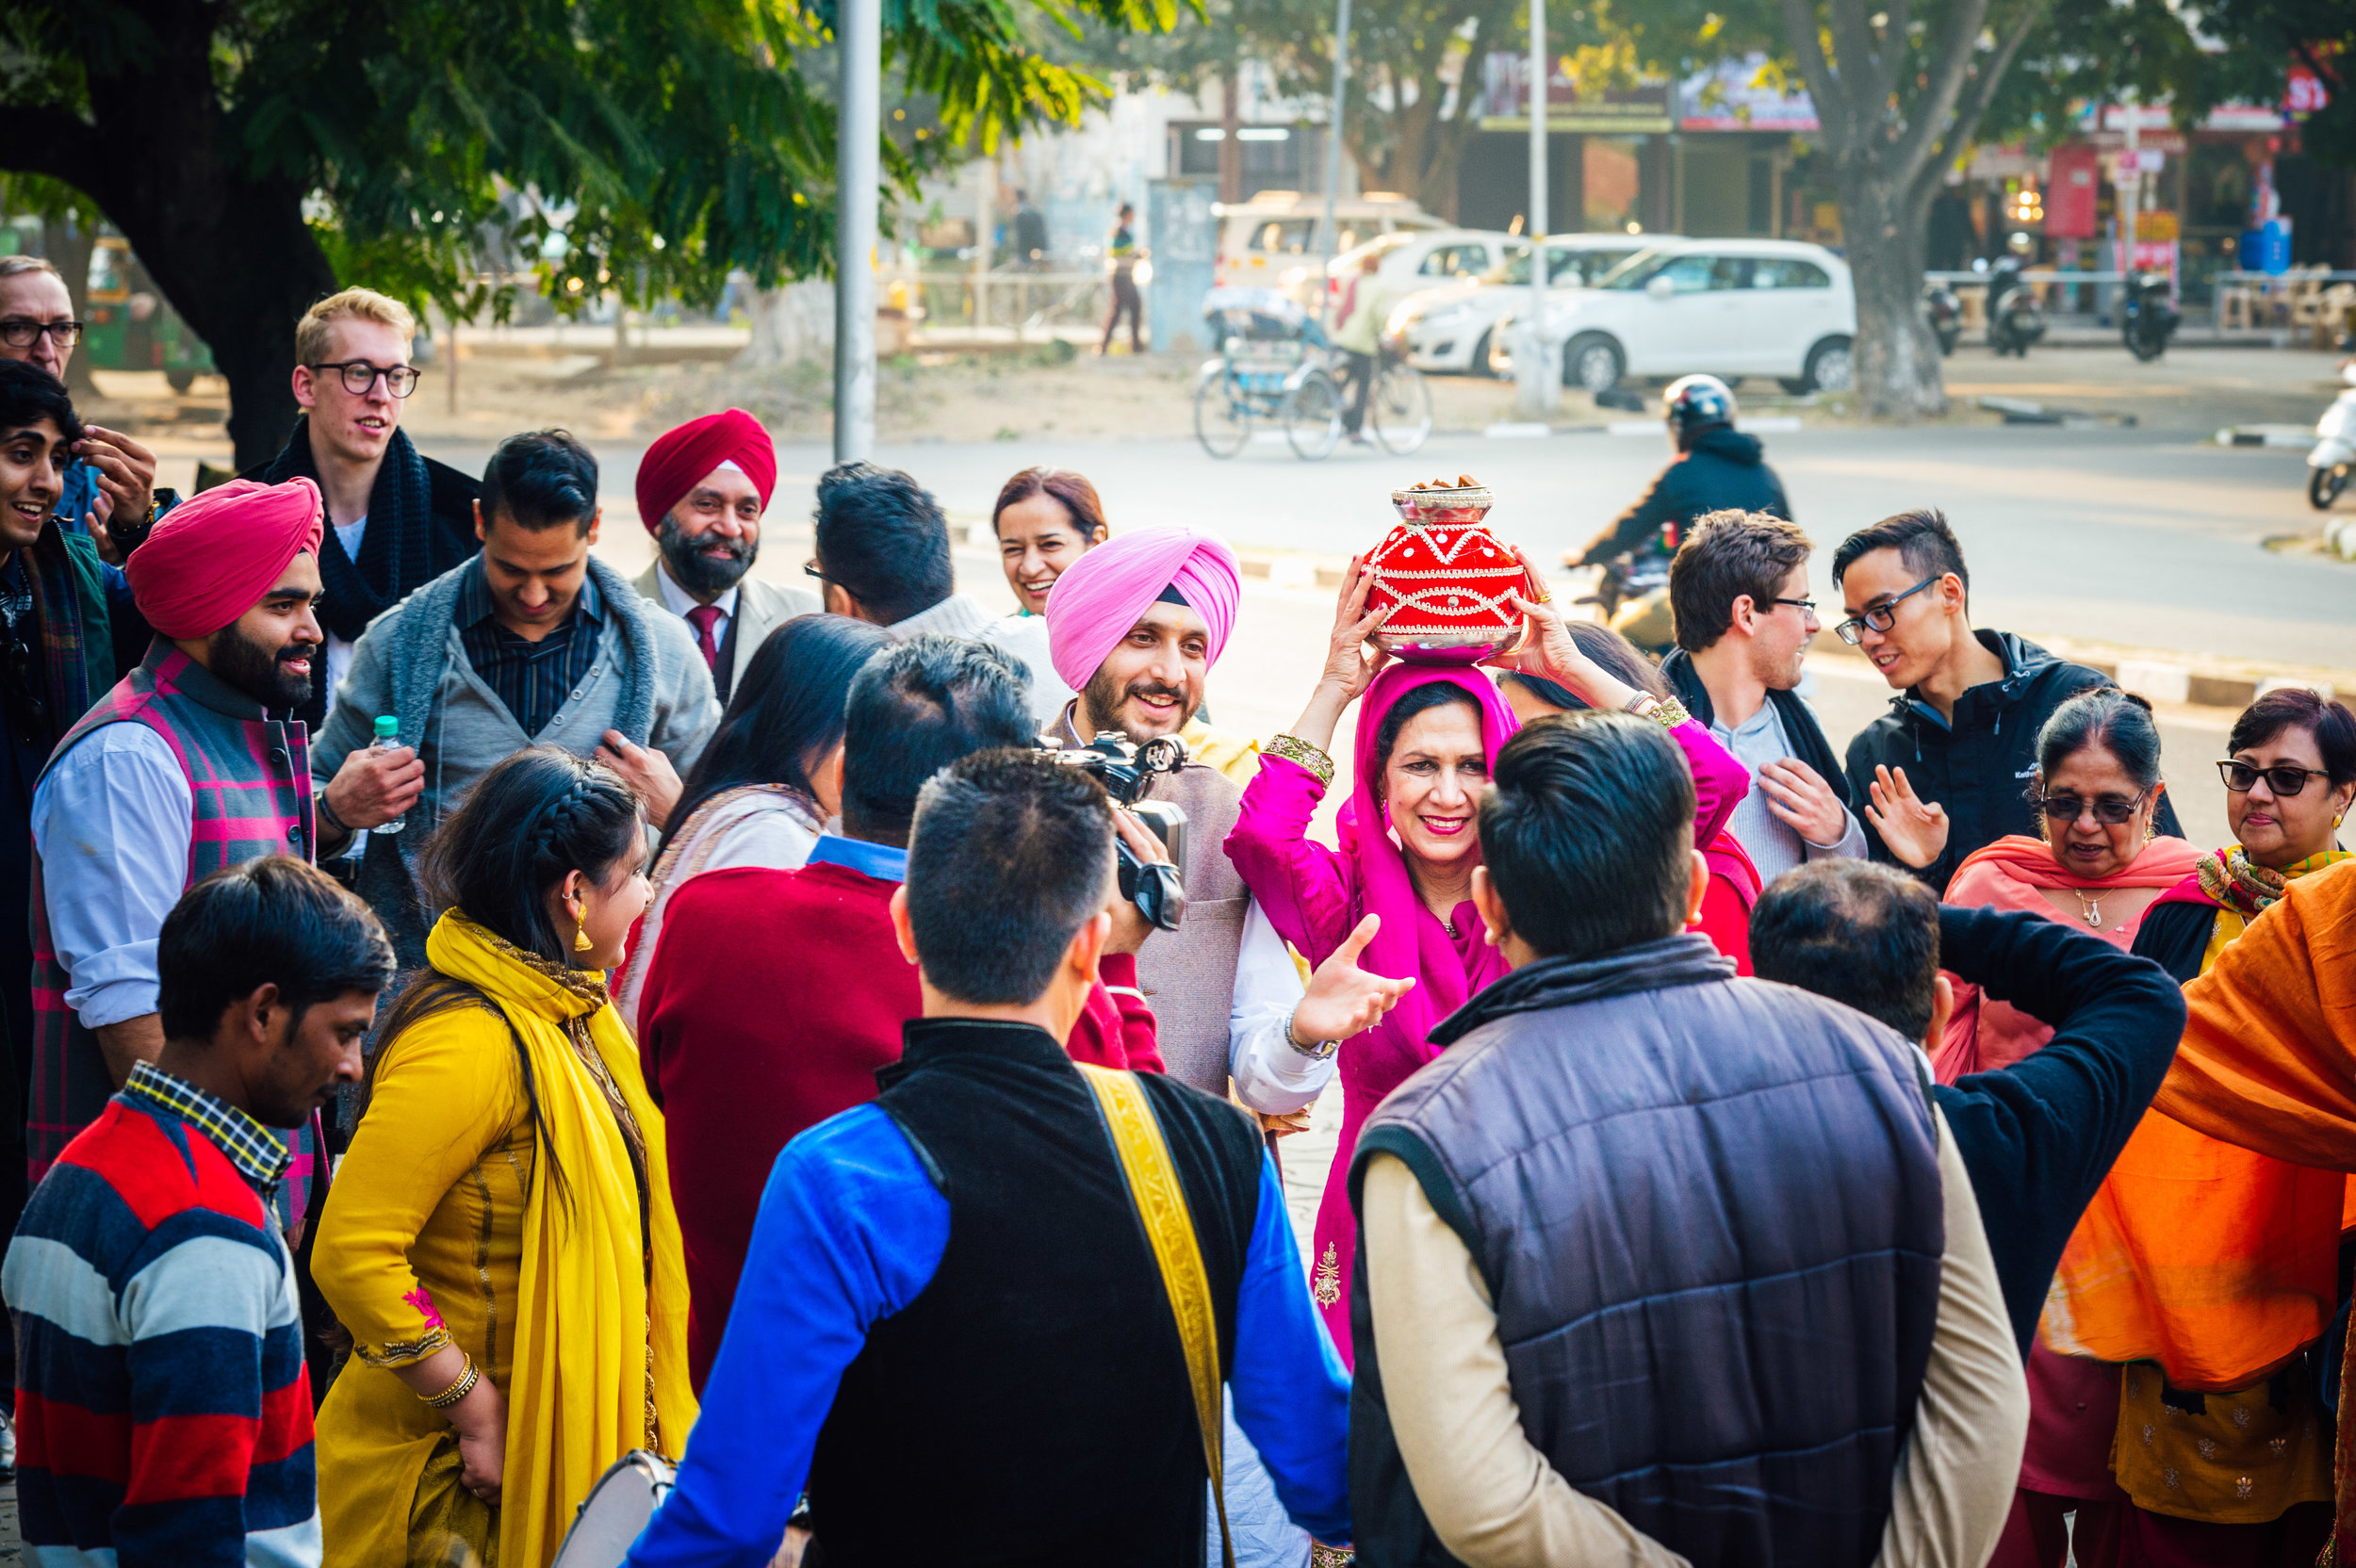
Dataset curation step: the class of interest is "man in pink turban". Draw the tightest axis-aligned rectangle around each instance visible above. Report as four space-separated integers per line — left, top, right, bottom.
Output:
629 409 814 706
26 474 417 1232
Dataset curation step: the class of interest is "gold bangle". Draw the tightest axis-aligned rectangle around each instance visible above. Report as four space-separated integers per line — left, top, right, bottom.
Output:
421 1357 480 1410
1644 696 1693 730
1267 733 1335 789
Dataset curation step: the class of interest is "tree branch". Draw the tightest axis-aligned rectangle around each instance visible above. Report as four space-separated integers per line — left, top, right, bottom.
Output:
1872 0 1913 116
1884 0 2003 190
1824 0 1890 148
0 106 106 193
1778 0 1851 155
1909 0 2044 208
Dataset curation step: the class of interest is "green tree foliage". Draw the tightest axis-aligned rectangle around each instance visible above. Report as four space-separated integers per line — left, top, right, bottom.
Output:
0 0 1181 462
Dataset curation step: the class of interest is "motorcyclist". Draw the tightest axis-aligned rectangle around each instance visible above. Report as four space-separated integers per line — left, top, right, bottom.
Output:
1569 374 1792 572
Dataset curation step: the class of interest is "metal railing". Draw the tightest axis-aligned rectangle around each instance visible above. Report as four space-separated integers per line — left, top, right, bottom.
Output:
879 268 1114 340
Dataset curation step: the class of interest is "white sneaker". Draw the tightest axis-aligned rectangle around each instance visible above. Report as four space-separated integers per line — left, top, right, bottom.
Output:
1 1407 17 1478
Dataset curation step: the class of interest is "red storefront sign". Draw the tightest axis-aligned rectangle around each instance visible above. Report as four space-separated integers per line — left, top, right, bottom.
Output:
2046 144 2101 240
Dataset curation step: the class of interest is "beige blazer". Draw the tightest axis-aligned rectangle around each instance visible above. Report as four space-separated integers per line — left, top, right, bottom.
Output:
632 560 821 703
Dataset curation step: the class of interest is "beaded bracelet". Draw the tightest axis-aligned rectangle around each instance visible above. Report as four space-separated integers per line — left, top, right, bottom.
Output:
421 1357 480 1410
1266 734 1335 788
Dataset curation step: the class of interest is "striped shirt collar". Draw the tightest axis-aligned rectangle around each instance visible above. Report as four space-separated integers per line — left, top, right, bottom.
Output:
122 1060 292 1195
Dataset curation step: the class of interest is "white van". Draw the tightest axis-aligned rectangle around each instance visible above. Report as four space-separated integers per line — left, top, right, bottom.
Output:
1213 192 1446 288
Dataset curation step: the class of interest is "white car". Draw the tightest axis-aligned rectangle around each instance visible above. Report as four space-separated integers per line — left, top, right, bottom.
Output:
1296 226 1519 313
1388 234 1663 375
1213 192 1446 289
1488 239 1857 394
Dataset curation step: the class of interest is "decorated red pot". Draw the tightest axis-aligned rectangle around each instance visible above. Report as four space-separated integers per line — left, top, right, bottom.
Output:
1365 481 1531 664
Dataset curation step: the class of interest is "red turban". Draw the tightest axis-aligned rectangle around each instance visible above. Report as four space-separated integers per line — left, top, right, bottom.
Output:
127 477 325 640
635 409 777 533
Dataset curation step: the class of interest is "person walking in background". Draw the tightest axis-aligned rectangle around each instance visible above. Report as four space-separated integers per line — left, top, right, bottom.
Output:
627 750 1350 1568
994 465 1108 618
614 613 891 1036
2035 689 2356 1564
312 430 719 969
1012 188 1050 267
1350 710 2025 1568
1661 509 1867 883
26 478 411 1226
1927 687 2198 1568
312 749 693 1568
808 460 1061 721
252 287 481 729
0 255 158 546
1331 251 1391 443
636 636 1172 1389
1229 556 1748 1359
1101 202 1143 355
628 408 816 708
1833 508 2184 886
7 856 394 1568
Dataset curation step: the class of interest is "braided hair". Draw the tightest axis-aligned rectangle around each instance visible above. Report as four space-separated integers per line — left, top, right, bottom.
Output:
367 748 643 1207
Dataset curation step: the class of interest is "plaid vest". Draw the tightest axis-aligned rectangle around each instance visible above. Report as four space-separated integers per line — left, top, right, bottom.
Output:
26 644 319 1223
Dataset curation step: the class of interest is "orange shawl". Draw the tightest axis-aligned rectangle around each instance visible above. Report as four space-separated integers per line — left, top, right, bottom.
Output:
1936 835 2203 1081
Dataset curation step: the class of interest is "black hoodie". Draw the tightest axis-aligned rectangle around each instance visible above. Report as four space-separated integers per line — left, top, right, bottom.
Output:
1842 629 2184 890
1579 425 1792 566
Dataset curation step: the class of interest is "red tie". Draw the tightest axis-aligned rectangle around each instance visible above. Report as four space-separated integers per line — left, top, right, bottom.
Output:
685 604 724 671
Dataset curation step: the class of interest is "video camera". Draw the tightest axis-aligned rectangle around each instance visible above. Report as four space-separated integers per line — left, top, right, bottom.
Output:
1039 731 1189 932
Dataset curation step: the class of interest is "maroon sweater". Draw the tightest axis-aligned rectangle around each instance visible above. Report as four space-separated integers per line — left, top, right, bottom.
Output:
638 860 1164 1388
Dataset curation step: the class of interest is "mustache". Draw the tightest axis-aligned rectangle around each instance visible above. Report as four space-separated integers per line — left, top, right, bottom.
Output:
1123 680 1187 705
276 641 321 662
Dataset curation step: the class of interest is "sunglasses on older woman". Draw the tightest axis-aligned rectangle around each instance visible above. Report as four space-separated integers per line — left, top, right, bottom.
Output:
2032 785 2154 826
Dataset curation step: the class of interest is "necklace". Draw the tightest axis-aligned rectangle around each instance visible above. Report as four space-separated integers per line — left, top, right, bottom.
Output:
2071 889 2104 928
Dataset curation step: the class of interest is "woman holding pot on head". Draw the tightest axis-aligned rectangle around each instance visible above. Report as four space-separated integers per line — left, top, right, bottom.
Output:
312 749 693 1568
1225 548 1749 1359
1925 687 2201 1568
2042 689 2356 1565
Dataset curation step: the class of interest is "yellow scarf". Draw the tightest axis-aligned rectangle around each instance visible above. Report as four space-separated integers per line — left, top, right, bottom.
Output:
424 911 697 1568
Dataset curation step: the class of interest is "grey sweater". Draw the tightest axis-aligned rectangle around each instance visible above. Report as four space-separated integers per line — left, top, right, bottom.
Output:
314 553 722 967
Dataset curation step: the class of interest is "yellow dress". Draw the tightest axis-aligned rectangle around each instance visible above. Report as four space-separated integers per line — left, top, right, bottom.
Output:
314 912 696 1568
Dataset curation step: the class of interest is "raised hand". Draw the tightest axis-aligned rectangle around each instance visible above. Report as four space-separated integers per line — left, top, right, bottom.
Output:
1486 544 1647 715
1290 913 1415 1047
1864 764 1950 871
1287 555 1392 755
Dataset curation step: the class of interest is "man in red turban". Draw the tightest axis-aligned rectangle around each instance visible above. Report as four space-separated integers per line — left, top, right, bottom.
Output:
630 408 813 706
25 474 417 1232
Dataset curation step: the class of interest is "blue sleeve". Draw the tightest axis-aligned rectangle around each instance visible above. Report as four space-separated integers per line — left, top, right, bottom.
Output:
1228 1153 1352 1544
625 1103 949 1568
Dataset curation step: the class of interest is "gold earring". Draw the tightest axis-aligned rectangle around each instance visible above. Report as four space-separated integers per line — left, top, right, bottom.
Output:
572 903 594 954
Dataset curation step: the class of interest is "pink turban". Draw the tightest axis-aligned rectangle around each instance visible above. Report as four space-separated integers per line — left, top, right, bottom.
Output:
127 477 324 639
1044 525 1241 692
635 409 777 533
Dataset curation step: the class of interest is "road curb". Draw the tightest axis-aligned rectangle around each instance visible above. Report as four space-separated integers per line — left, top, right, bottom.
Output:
2215 424 2314 448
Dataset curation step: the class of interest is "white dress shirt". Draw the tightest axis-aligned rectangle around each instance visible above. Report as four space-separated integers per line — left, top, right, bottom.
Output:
322 513 368 722
30 725 195 1028
653 561 739 644
1228 901 1328 1114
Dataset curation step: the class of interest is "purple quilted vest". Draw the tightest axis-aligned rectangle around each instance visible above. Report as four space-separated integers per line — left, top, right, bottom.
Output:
26 645 319 1220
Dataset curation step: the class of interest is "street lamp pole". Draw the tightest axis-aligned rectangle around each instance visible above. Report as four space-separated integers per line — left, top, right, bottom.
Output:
834 0 880 464
1514 0 1558 415
1317 0 1352 333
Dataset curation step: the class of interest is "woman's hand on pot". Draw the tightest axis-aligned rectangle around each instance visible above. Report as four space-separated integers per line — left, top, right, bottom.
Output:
1488 546 1644 714
1317 554 1391 705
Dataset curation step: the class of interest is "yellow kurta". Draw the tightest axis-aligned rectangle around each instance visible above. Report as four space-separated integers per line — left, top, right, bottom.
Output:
314 912 696 1568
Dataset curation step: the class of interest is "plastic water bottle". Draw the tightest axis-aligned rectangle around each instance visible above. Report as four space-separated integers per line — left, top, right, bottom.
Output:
371 714 405 835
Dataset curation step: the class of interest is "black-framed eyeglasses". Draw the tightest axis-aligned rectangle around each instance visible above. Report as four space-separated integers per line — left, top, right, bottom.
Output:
311 359 422 397
803 558 826 584
2217 760 2321 797
1770 596 1819 616
0 318 83 350
1835 576 1939 645
2032 784 2155 826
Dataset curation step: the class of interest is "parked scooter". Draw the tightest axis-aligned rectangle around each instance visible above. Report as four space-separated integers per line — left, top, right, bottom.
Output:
1922 282 1963 356
1986 255 2046 357
2311 358 2356 512
2122 271 2180 363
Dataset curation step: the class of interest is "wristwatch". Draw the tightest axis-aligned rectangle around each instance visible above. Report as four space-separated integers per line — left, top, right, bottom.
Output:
1284 1004 1340 1060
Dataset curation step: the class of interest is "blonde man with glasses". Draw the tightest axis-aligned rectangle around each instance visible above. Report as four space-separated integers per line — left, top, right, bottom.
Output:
0 256 157 548
249 286 481 729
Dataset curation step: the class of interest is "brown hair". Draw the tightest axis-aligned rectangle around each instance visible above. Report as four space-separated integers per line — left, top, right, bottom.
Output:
1669 509 1813 653
294 286 417 368
990 467 1108 547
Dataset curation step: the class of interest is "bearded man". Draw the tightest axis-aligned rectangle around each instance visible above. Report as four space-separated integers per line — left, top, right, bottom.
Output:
1045 526 1363 1107
630 409 816 706
25 478 413 1230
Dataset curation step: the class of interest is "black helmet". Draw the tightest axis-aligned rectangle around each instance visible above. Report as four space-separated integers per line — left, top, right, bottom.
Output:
1663 374 1736 447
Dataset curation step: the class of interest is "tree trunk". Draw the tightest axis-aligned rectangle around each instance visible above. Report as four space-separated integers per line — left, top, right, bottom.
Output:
1219 73 1242 204
1836 164 1946 418
4 0 338 468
